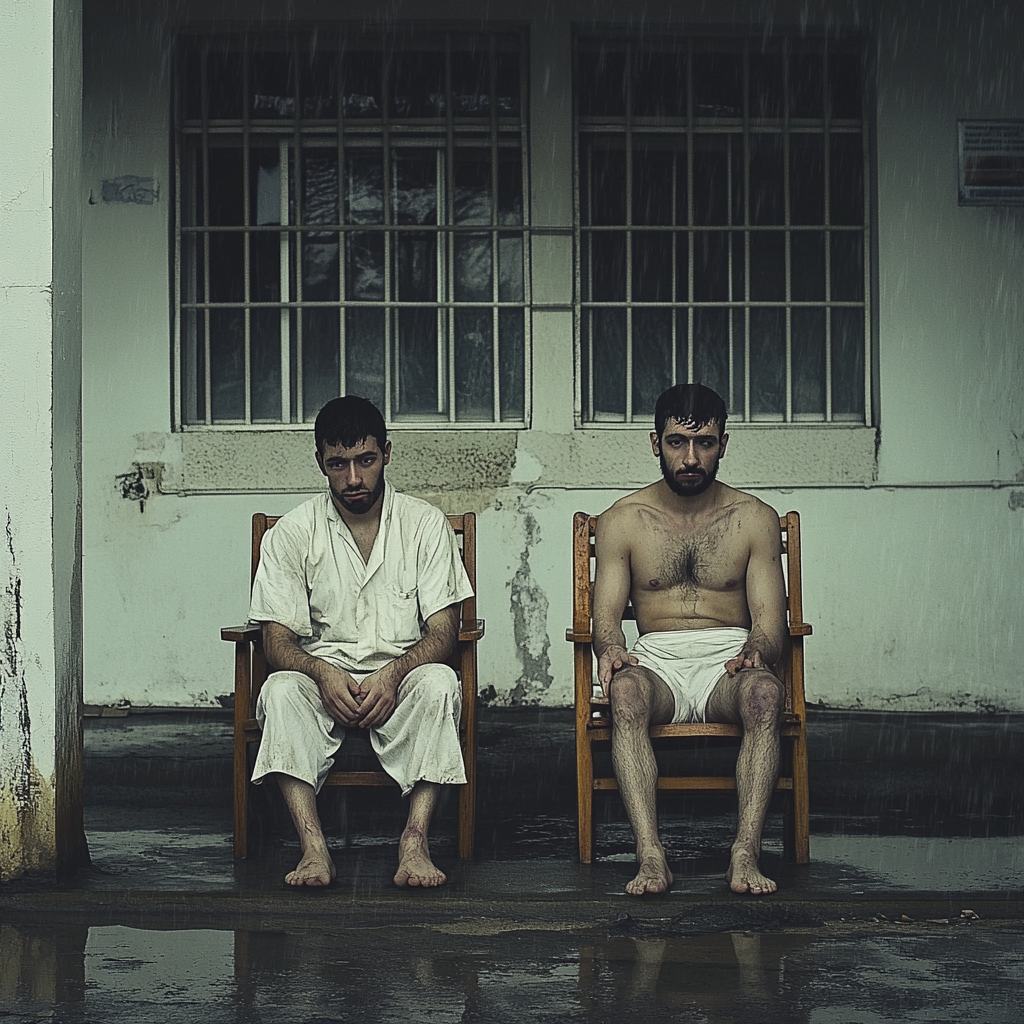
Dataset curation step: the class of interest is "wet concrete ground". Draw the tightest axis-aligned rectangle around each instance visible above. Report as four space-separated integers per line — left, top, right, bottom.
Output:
2 708 1023 1022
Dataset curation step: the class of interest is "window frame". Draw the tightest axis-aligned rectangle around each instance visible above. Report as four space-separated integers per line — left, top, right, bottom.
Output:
572 30 874 428
172 26 532 431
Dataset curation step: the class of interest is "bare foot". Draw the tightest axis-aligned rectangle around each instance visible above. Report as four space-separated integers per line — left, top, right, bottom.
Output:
726 846 776 895
284 841 336 887
625 847 673 896
394 828 446 888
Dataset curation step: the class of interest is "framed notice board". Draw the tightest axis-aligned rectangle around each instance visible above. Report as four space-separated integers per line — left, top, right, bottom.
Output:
958 120 1024 206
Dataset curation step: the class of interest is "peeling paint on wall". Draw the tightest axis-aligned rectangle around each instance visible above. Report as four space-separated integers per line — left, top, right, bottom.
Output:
508 511 554 705
0 511 56 879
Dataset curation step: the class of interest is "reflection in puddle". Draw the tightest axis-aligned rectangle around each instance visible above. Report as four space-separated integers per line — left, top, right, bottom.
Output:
3 920 1023 1023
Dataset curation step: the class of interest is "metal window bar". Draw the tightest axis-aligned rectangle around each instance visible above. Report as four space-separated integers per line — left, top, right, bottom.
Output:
624 41 634 423
336 27 347 404
292 46 304 424
242 47 253 426
783 38 793 425
823 43 833 423
201 43 212 425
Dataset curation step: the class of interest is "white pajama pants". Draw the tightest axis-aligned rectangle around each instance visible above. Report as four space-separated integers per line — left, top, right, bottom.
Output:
252 663 467 796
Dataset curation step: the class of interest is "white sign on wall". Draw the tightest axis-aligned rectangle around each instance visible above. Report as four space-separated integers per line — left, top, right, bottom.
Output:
958 120 1024 206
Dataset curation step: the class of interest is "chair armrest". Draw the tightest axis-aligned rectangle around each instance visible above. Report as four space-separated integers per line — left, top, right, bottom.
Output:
789 623 813 636
566 628 593 643
221 624 261 643
459 618 485 642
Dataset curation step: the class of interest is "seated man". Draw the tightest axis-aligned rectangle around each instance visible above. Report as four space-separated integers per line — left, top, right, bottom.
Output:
248 396 474 889
593 383 788 897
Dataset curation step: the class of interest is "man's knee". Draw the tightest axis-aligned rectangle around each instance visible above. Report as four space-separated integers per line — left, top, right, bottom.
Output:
737 669 785 723
258 671 318 719
608 668 656 726
401 663 460 704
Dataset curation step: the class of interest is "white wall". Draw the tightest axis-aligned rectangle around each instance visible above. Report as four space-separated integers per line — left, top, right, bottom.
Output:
80 0 1024 713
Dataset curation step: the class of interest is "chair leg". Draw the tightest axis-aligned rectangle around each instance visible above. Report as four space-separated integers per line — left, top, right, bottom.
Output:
577 734 595 864
233 736 249 860
791 730 810 865
457 769 475 860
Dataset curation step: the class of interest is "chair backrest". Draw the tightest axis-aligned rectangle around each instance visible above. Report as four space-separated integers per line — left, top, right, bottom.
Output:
249 511 478 666
572 509 807 714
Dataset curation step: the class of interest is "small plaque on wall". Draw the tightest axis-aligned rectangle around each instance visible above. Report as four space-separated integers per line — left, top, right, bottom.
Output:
958 120 1024 206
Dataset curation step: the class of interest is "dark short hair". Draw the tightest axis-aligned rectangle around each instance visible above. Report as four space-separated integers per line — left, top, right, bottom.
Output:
654 383 728 438
314 396 388 454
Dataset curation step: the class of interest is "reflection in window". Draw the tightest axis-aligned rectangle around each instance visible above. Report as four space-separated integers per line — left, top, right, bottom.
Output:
177 30 528 427
577 35 869 424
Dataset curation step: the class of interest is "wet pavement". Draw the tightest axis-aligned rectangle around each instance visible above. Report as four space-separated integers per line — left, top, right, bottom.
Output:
2 708 1023 1022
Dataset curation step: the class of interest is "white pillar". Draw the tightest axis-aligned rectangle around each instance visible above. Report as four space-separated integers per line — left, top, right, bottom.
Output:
0 0 85 880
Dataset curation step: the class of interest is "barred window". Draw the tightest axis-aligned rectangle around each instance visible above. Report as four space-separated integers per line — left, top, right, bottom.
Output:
175 30 529 428
576 35 870 424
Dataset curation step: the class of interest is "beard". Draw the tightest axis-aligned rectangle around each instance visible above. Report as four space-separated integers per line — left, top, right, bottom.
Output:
331 470 385 515
660 450 720 497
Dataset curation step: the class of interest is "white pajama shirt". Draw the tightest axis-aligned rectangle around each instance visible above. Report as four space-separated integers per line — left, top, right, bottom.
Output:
248 482 474 795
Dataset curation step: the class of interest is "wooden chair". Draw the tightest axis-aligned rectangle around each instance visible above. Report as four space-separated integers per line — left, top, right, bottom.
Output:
222 512 484 860
567 510 812 865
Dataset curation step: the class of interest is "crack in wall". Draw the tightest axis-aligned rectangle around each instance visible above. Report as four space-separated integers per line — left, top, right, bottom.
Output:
508 511 553 705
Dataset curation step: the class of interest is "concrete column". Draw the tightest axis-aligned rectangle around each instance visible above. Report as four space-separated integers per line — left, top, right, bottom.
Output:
0 0 86 880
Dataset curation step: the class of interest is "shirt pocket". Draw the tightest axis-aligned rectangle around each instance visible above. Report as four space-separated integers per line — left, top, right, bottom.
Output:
378 584 421 645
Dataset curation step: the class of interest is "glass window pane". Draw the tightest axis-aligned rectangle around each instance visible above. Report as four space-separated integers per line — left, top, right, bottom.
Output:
454 233 492 302
390 50 445 118
633 139 676 225
790 134 824 225
633 233 673 302
494 48 521 116
206 49 244 120
454 309 494 421
302 152 339 226
694 308 730 401
693 231 729 302
342 51 383 119
749 135 784 225
300 52 338 119
830 133 864 225
454 150 493 225
591 309 626 418
498 308 525 421
788 52 823 118
497 151 523 225
393 150 438 225
250 230 280 302
208 234 244 302
396 232 438 302
693 135 730 225
830 231 864 301
182 48 203 120
303 232 339 302
394 308 441 417
346 232 384 300
675 231 690 302
450 47 489 117
791 307 825 416
749 231 786 301
209 309 245 421
693 52 743 117
632 309 673 417
829 49 862 120
749 308 785 419
731 308 746 417
345 151 383 225
208 148 243 225
749 50 784 119
584 142 626 225
498 233 524 302
345 307 385 410
578 47 626 116
730 230 745 300
251 50 294 119
591 232 626 301
632 50 686 117
791 231 825 301
831 307 865 417
252 310 282 422
301 308 339 421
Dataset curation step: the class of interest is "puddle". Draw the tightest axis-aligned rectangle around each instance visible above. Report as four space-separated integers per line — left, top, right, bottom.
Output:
2 920 1022 1023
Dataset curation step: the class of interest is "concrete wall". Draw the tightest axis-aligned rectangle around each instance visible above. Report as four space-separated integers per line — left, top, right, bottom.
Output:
1 0 86 879
80 0 1024 713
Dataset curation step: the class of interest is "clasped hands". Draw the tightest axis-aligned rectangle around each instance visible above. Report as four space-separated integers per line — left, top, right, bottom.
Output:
316 663 398 729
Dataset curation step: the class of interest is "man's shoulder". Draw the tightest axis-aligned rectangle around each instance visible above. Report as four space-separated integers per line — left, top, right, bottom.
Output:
273 493 329 531
719 485 779 526
390 488 450 530
600 485 661 522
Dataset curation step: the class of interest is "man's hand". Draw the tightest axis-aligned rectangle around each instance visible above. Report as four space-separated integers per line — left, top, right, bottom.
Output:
351 667 400 729
597 644 639 696
316 664 364 725
725 649 765 676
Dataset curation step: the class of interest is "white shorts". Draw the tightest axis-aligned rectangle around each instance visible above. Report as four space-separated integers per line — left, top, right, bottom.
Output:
630 627 749 724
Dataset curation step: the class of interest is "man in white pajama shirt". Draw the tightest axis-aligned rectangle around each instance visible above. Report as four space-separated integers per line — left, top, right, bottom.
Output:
248 396 474 889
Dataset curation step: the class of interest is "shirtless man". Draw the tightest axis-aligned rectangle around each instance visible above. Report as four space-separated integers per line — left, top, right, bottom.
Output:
593 383 788 897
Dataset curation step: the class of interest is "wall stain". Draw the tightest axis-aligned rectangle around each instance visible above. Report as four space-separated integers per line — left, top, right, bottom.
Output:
508 512 553 705
1 510 56 879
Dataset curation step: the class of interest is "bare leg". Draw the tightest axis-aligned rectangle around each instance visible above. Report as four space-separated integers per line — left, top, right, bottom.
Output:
273 772 336 887
394 780 446 888
706 669 784 895
609 667 676 896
